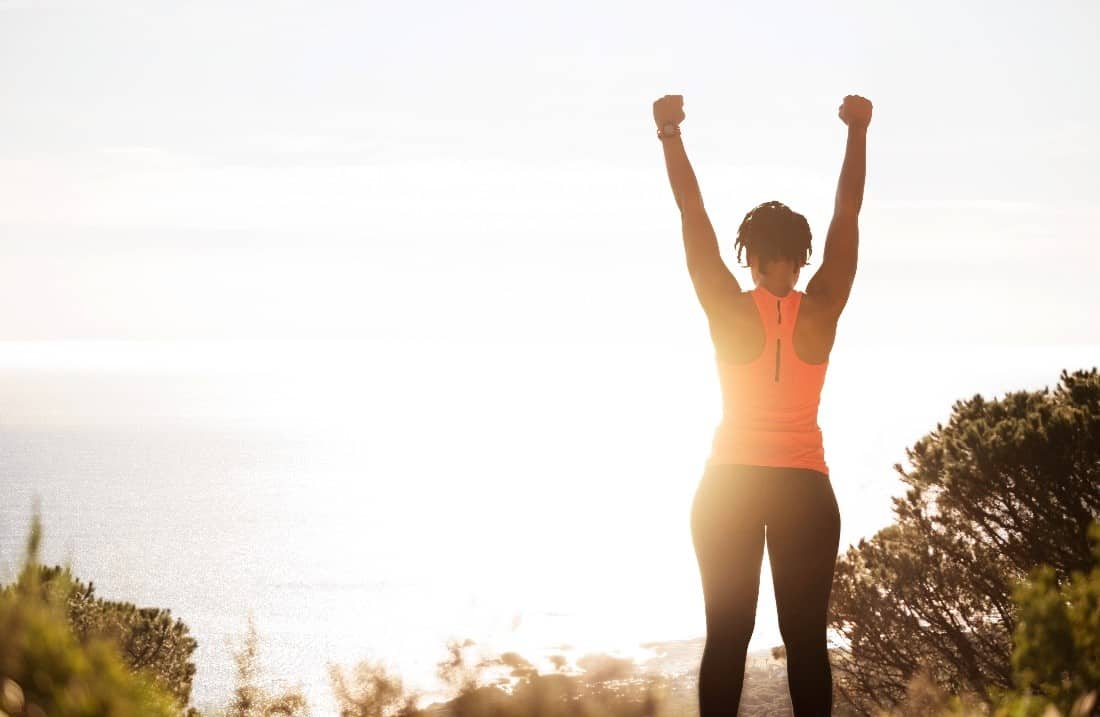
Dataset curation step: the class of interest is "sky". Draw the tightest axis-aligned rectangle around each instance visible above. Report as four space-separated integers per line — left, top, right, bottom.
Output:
0 0 1097 346
0 0 1099 703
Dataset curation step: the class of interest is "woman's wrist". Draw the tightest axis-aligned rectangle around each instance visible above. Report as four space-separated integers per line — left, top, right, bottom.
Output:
657 122 682 140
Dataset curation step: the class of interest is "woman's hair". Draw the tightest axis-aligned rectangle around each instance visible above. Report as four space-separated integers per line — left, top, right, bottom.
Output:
733 201 812 269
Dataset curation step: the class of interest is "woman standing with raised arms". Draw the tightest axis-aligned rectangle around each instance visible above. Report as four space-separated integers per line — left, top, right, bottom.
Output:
653 93 872 715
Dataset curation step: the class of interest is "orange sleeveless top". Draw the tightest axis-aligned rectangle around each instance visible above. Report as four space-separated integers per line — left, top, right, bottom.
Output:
706 285 830 475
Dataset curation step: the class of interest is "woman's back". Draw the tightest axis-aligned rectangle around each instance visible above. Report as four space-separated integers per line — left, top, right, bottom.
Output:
706 285 830 474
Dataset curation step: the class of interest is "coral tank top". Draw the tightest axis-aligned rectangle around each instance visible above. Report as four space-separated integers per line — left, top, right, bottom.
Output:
706 285 830 475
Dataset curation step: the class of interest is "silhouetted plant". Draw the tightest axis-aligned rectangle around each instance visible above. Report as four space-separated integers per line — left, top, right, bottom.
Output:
216 614 309 717
6 562 199 706
328 655 420 717
989 519 1100 716
416 636 674 716
830 368 1100 716
0 508 184 717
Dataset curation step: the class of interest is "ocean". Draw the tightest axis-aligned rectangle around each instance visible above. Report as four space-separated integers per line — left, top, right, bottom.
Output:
1 339 1095 713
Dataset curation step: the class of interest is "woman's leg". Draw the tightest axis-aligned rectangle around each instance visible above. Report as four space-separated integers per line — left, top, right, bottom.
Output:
765 468 841 716
691 464 768 716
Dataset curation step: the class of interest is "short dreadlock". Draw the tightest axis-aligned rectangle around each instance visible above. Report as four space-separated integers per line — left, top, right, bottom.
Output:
733 201 813 269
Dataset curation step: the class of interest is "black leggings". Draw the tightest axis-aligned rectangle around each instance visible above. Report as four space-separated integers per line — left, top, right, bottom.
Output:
690 463 841 716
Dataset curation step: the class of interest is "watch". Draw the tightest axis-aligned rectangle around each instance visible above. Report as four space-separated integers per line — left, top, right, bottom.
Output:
658 122 681 139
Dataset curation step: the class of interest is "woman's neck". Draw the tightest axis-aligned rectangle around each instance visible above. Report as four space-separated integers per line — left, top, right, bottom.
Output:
755 277 794 297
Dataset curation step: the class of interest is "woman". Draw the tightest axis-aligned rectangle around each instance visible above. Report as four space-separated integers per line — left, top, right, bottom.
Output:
653 93 872 716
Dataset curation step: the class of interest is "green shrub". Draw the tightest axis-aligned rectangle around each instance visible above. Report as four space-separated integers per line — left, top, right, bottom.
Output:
0 509 183 717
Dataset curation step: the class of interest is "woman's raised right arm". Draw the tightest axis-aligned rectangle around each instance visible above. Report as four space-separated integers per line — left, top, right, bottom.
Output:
653 94 744 322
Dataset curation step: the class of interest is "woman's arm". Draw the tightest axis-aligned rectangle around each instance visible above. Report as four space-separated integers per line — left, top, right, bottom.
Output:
653 94 743 320
806 94 873 317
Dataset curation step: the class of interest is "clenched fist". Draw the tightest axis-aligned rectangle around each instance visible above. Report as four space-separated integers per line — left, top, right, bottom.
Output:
653 94 685 128
838 95 872 129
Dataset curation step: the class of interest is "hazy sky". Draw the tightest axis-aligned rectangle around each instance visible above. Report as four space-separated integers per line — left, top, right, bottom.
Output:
0 0 1097 346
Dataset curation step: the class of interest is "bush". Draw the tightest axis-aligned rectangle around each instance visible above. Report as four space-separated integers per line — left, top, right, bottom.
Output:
0 509 184 717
